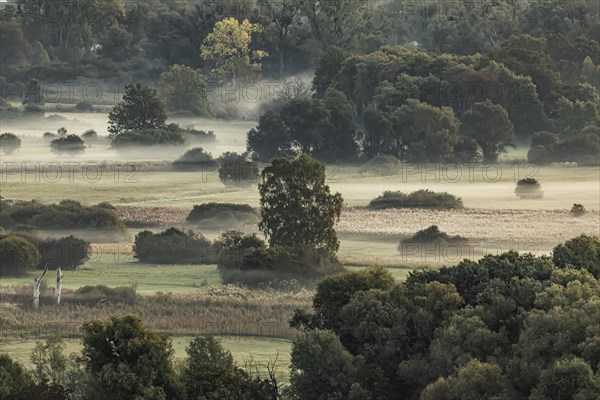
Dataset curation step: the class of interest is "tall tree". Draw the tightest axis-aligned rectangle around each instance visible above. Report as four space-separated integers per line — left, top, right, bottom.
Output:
460 100 516 162
159 64 211 117
258 154 344 255
108 83 167 136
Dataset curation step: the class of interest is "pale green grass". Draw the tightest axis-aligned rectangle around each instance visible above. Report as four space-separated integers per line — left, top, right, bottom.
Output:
0 253 220 294
0 336 293 382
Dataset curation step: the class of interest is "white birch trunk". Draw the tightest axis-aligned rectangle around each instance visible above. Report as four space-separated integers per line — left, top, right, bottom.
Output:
33 264 48 309
55 267 63 305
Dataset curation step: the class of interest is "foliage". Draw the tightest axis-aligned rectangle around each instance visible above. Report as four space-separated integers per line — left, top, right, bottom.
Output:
172 147 216 171
0 199 127 240
247 110 293 162
401 225 468 246
37 235 91 270
0 235 41 276
259 154 344 255
368 190 464 210
217 152 259 185
81 129 98 146
0 132 21 155
160 64 211 117
108 83 167 136
73 285 137 305
570 203 587 217
459 100 516 162
186 203 258 228
110 128 186 148
133 228 213 264
553 234 600 278
200 18 267 83
213 230 266 269
515 178 544 199
49 134 85 155
81 314 182 399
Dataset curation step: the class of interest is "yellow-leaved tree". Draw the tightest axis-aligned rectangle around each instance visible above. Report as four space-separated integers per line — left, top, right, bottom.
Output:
200 18 267 84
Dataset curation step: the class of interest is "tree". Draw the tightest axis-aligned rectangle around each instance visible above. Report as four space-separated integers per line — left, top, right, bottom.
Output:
217 152 259 186
530 358 600 400
50 135 85 155
289 330 357 400
159 65 211 117
280 97 330 155
81 130 98 147
22 78 44 106
0 235 41 276
0 354 34 400
553 235 600 278
172 147 216 172
460 100 516 162
108 83 167 136
200 18 268 83
317 88 359 162
80 314 182 399
0 133 21 155
259 154 344 255
31 41 50 66
247 110 293 162
38 236 91 270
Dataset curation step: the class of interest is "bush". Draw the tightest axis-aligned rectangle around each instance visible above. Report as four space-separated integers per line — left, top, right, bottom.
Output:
571 203 587 216
0 235 41 276
217 152 259 186
515 178 544 199
133 227 213 264
219 245 346 287
553 235 600 278
186 203 258 228
0 199 128 241
50 134 85 155
212 230 266 268
110 128 186 147
172 147 216 171
72 285 136 305
368 189 464 210
37 235 91 270
81 129 98 146
401 225 468 245
359 155 401 176
75 100 94 111
0 132 21 155
43 131 57 141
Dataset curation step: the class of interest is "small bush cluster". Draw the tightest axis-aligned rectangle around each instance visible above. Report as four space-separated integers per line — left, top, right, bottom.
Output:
111 128 186 147
73 285 137 305
49 134 86 155
0 199 128 240
186 203 258 228
400 225 468 246
570 203 587 216
369 189 464 210
0 132 21 155
515 178 544 199
0 234 41 276
217 152 260 186
133 227 213 264
172 147 216 171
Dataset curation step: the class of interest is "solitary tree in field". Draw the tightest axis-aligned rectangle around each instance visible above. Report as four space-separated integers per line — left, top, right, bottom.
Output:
259 154 344 255
460 99 516 162
200 18 267 83
159 64 211 117
108 83 167 136
0 132 21 154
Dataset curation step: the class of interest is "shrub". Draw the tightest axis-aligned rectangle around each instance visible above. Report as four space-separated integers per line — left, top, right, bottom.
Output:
50 134 85 155
217 152 259 185
401 225 468 245
43 131 57 141
0 132 21 155
73 285 136 305
186 203 258 228
553 235 600 278
172 147 216 171
0 235 41 276
110 128 186 147
212 230 266 268
133 227 213 264
0 199 128 240
37 236 91 270
515 178 544 199
359 155 401 176
75 100 94 111
368 190 464 210
81 129 98 146
570 203 586 216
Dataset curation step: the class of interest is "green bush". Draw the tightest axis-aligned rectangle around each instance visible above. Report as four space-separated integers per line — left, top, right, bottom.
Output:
570 203 586 217
81 129 98 146
0 199 127 241
37 235 91 270
401 225 468 245
133 227 213 264
75 100 94 111
73 285 136 305
217 152 259 185
186 203 258 228
515 178 544 199
368 189 464 210
110 128 186 147
50 134 85 155
212 230 265 268
0 235 41 276
172 147 216 171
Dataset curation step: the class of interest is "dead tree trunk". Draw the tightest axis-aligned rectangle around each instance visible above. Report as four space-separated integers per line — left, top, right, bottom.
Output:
33 264 48 309
55 267 63 305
